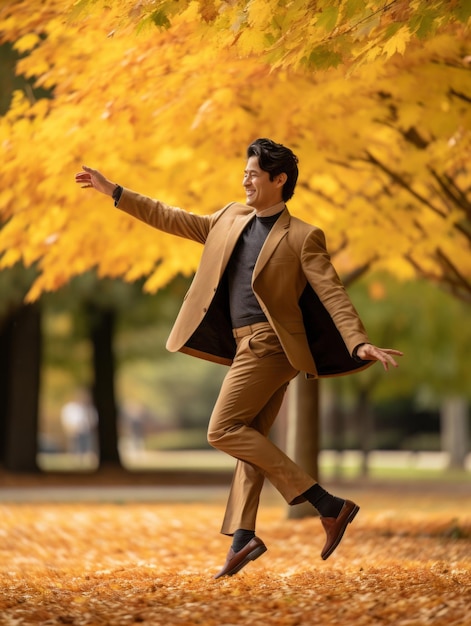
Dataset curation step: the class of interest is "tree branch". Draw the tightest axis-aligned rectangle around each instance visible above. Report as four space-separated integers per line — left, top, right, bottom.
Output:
428 168 471 220
405 252 471 303
341 259 377 288
363 150 448 219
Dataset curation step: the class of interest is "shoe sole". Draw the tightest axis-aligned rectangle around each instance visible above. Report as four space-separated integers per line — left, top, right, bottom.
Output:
226 544 268 577
321 504 360 561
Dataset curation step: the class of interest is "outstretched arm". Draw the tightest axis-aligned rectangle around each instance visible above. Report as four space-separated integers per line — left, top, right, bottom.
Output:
75 165 117 197
75 164 216 244
355 343 403 371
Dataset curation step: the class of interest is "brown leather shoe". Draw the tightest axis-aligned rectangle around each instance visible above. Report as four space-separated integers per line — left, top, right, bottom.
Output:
214 537 267 579
320 499 359 560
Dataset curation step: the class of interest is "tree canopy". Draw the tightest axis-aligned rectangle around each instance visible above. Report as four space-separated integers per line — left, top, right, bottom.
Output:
0 0 470 301
73 0 470 73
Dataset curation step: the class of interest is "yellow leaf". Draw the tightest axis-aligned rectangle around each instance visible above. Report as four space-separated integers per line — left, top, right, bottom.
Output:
13 32 41 53
382 26 412 58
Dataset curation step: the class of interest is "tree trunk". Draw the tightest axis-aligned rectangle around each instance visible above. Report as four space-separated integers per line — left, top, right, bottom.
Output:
0 303 41 472
87 304 121 467
0 316 10 463
286 375 320 519
355 388 374 478
441 396 469 470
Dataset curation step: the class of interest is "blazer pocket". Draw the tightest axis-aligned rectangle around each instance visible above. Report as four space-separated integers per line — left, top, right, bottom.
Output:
248 329 284 359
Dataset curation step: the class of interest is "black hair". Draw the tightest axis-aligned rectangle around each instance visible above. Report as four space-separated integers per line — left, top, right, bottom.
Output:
247 138 299 202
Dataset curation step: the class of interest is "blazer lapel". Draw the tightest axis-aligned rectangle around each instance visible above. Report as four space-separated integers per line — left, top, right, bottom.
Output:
253 208 290 278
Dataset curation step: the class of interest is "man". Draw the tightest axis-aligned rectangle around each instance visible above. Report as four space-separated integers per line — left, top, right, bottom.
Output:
75 138 402 578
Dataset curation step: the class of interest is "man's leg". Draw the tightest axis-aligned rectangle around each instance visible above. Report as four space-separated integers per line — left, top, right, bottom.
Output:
209 324 359 577
207 326 314 508
210 326 300 580
220 382 289 536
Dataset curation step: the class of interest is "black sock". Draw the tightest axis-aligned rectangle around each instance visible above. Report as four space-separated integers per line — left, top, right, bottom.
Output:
302 484 345 518
232 529 255 552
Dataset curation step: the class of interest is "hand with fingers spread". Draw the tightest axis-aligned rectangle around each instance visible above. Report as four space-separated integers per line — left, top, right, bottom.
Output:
355 343 403 371
75 165 117 197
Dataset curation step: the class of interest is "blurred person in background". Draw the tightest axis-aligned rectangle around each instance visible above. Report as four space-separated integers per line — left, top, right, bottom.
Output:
60 388 97 464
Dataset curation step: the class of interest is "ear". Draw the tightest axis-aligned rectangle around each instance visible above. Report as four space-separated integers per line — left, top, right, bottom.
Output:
276 172 287 187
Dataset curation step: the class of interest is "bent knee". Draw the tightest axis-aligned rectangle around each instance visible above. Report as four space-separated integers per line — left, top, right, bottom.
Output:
207 425 239 449
207 428 222 448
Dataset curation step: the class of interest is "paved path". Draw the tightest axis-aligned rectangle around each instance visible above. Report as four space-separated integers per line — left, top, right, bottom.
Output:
1 450 469 502
0 484 231 503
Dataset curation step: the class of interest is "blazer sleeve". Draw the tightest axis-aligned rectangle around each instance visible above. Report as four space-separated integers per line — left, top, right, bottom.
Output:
116 188 225 244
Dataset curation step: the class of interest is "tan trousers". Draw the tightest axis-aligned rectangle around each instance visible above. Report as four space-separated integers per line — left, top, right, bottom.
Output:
207 322 316 535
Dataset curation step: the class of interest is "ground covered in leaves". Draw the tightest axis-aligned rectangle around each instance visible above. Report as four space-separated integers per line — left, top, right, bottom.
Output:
0 486 470 625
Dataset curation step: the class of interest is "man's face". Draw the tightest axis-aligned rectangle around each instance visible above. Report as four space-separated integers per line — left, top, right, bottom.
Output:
243 155 285 212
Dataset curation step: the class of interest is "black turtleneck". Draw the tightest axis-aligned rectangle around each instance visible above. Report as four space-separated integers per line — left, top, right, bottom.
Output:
226 212 282 329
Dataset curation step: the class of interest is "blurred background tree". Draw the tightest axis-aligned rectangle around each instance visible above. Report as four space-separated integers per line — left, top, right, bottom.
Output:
0 0 469 474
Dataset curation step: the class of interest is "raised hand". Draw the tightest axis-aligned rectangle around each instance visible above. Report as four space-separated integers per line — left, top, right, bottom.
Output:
75 165 116 196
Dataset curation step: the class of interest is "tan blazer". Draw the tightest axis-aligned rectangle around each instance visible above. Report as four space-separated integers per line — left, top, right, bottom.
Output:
117 189 372 378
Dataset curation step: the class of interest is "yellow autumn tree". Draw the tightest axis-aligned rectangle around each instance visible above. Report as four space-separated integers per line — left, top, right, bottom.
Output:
74 0 470 72
0 0 470 301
